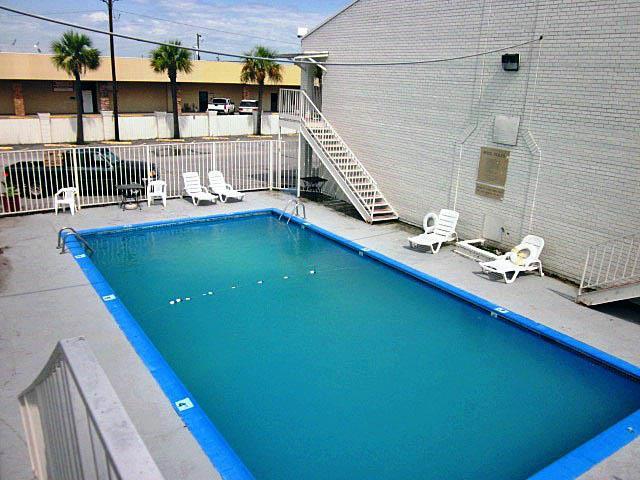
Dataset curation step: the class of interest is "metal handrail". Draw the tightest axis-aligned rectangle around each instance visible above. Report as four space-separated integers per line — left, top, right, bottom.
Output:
280 88 384 219
578 232 640 296
279 198 307 224
19 337 164 480
57 227 94 255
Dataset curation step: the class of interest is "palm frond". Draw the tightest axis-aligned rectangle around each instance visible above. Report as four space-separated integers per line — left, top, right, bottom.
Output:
50 30 101 77
149 41 193 76
240 45 283 85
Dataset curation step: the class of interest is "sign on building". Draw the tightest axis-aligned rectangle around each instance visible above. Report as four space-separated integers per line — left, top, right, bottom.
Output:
52 81 73 92
475 147 510 199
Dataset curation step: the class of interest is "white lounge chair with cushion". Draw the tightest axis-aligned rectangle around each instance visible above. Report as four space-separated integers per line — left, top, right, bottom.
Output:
208 170 244 203
479 235 545 284
147 180 167 207
181 172 217 206
408 209 459 253
54 187 78 215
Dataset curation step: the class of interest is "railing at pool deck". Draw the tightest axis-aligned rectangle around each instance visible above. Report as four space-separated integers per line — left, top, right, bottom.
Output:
578 232 640 295
19 337 165 480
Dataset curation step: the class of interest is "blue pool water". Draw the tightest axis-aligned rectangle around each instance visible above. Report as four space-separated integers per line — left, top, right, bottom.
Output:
85 214 640 480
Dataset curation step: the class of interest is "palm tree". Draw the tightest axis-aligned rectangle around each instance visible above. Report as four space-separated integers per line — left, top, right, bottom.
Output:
241 46 283 135
150 41 193 139
51 31 101 145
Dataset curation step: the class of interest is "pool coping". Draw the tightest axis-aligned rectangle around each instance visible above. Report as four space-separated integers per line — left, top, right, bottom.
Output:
64 208 640 480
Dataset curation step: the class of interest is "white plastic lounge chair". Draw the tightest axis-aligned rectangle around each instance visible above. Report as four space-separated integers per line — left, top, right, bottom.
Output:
479 235 545 284
54 187 78 215
147 180 167 207
408 209 459 253
208 170 244 203
181 172 217 206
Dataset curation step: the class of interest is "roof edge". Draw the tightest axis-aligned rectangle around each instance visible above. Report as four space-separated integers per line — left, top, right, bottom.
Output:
303 0 361 40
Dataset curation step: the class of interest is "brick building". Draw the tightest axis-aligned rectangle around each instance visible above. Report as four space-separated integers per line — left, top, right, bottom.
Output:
299 0 640 281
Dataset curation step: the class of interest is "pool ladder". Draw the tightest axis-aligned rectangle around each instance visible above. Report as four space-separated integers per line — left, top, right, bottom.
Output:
279 199 306 224
57 227 94 255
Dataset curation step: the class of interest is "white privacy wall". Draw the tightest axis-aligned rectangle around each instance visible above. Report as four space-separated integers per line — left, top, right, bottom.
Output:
0 113 291 145
302 0 640 281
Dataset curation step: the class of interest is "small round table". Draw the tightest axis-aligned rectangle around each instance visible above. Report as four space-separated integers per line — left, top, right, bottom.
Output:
116 183 144 211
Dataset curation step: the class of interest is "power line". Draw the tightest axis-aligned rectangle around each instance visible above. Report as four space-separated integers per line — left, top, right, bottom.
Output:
2 10 100 16
115 8 300 47
0 4 544 67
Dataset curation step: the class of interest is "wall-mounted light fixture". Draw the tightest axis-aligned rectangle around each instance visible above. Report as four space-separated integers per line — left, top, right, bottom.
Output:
501 53 519 71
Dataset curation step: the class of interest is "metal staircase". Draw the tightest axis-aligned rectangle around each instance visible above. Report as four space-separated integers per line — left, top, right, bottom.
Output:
279 88 398 223
577 232 640 306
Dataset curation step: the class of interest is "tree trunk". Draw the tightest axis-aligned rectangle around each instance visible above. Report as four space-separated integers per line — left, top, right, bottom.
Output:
73 70 84 145
257 81 264 136
170 72 180 139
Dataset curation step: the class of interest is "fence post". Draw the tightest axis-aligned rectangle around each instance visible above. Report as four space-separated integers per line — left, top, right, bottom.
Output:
296 131 301 198
145 144 152 201
213 141 217 171
269 141 274 191
71 148 82 210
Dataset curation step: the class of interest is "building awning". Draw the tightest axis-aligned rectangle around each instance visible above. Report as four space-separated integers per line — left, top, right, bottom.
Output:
278 52 329 71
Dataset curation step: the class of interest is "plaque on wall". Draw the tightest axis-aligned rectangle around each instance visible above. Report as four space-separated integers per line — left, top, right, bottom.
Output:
475 147 510 200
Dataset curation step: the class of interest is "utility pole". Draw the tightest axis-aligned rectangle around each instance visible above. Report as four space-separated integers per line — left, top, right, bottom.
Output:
101 0 120 141
196 33 202 60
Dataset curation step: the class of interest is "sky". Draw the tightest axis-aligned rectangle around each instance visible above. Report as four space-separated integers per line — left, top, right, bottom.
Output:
0 0 351 59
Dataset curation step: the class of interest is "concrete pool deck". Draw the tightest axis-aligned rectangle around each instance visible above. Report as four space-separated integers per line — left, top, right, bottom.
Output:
0 191 638 479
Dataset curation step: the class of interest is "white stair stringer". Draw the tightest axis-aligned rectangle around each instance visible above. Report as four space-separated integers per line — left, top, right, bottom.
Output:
299 127 373 222
280 88 398 223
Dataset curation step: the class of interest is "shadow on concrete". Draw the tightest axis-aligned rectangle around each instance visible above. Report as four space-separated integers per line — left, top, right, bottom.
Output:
592 300 640 325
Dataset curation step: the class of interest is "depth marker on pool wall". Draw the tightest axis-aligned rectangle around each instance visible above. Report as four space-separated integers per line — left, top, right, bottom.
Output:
175 397 194 411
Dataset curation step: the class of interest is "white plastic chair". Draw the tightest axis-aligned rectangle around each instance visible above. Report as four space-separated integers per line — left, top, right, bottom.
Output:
54 187 78 216
181 172 217 206
208 170 244 203
480 235 545 283
147 180 167 208
408 209 459 253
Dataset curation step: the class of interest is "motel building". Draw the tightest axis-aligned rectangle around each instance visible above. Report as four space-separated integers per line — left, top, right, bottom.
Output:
0 52 300 117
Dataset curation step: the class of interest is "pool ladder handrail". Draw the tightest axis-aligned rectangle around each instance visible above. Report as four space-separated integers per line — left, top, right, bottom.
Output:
57 227 94 255
279 199 306 224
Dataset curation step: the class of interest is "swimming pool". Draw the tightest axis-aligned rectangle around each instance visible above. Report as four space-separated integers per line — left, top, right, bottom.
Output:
68 210 640 480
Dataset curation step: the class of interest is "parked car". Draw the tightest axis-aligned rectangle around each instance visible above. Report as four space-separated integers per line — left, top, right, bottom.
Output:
238 99 259 115
3 147 156 198
207 98 235 115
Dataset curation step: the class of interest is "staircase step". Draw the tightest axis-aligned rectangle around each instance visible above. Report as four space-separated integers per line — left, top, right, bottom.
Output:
576 281 640 306
372 207 394 214
371 212 399 222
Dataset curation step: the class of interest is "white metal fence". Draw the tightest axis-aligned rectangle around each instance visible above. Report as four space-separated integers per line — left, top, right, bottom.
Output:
0 139 299 215
578 232 640 295
19 337 164 480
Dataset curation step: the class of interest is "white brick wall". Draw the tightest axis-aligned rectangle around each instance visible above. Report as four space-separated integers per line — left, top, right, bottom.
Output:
303 0 640 281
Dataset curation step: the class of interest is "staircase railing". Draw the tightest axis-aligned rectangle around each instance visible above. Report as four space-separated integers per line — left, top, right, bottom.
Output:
280 88 384 220
19 337 164 480
578 232 640 296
